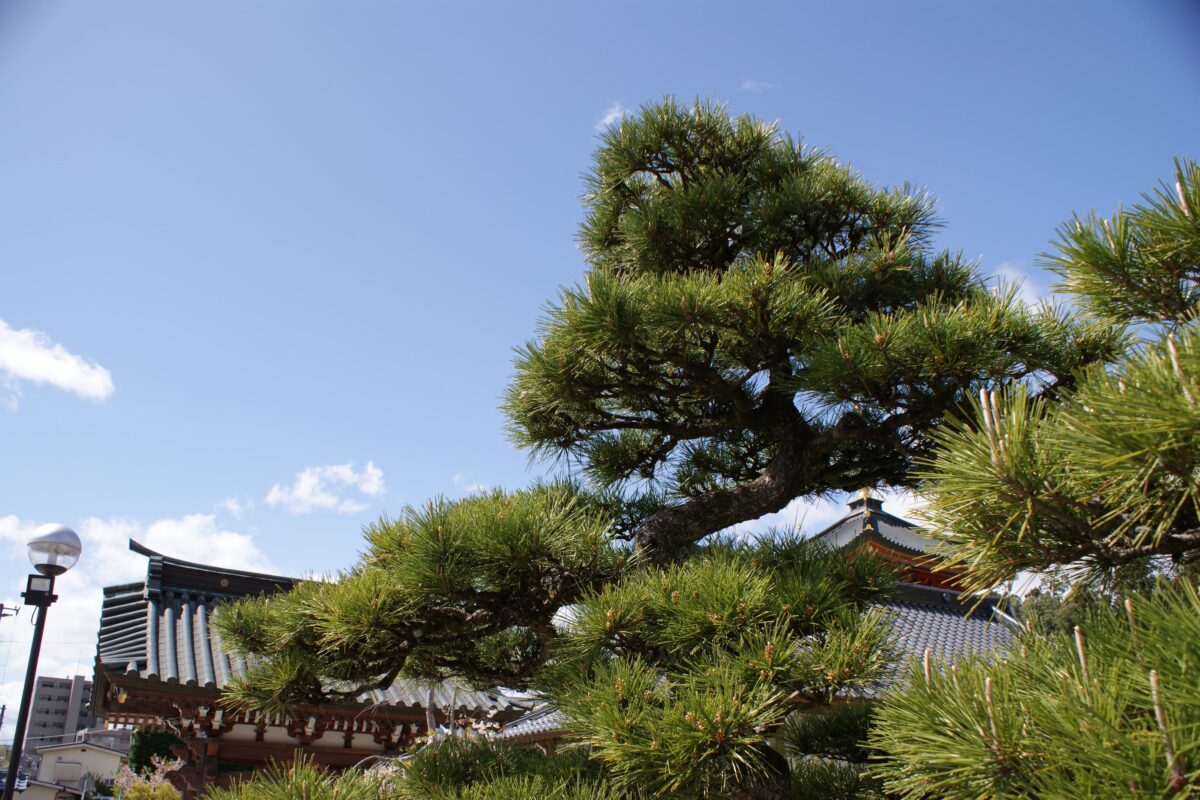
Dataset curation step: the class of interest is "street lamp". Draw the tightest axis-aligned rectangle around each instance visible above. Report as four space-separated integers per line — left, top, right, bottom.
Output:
2 525 81 800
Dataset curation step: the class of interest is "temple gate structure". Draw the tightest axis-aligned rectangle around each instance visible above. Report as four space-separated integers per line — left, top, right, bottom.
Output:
93 541 527 797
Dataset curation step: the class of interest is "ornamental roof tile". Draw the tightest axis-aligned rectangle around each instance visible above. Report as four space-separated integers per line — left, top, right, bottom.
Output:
491 704 568 743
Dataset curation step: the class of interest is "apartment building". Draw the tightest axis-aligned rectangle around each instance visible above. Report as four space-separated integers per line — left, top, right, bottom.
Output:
24 675 95 750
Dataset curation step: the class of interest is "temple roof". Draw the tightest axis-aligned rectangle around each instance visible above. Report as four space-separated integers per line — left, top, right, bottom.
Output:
34 740 127 757
494 704 568 744
805 494 1014 662
95 541 526 715
878 583 1015 662
810 494 943 556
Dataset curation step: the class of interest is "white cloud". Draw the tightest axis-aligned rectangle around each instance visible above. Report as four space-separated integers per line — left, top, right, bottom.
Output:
217 496 249 520
0 319 113 406
19 513 276 586
265 461 386 515
144 515 276 573
594 103 629 132
990 261 1046 308
452 472 490 496
0 513 274 717
0 514 42 556
726 495 842 538
739 79 775 93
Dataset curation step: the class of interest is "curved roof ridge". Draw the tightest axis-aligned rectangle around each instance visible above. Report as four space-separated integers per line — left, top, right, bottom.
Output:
809 508 865 541
129 538 296 585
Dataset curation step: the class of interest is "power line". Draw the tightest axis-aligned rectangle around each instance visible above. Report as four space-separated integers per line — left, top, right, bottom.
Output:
0 641 98 646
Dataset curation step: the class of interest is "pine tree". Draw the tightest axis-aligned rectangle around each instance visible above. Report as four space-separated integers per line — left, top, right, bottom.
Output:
539 536 899 798
871 582 1200 798
505 98 1116 562
870 159 1200 797
214 99 1113 798
889 158 1200 596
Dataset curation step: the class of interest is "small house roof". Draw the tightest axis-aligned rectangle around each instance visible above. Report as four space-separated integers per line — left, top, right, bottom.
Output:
17 778 83 797
33 740 126 757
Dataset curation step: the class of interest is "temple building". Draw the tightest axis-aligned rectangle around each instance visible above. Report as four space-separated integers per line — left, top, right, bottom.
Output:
810 491 963 589
809 491 1016 661
92 541 528 798
90 496 1017 780
497 493 1017 749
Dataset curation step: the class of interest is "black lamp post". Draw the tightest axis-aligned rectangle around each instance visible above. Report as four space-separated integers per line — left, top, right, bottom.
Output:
2 525 81 800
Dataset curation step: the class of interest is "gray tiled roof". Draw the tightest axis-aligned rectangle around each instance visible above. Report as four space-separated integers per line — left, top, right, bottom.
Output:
496 497 1018 742
879 584 1016 663
96 540 526 715
496 495 1015 744
493 704 568 743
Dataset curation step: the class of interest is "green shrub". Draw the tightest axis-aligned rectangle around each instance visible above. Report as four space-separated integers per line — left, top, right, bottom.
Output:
202 756 400 800
121 784 181 800
398 736 606 799
447 774 624 800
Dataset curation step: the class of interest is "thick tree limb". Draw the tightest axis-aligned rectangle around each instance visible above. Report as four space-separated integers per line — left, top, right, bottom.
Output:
631 390 813 561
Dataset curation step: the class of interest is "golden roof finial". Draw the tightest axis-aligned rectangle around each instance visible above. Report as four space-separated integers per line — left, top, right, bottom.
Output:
859 487 874 528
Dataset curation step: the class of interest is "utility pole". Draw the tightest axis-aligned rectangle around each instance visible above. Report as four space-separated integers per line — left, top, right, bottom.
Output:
1 603 16 755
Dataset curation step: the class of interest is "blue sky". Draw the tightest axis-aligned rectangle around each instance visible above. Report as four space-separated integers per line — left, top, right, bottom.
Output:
0 0 1197 723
